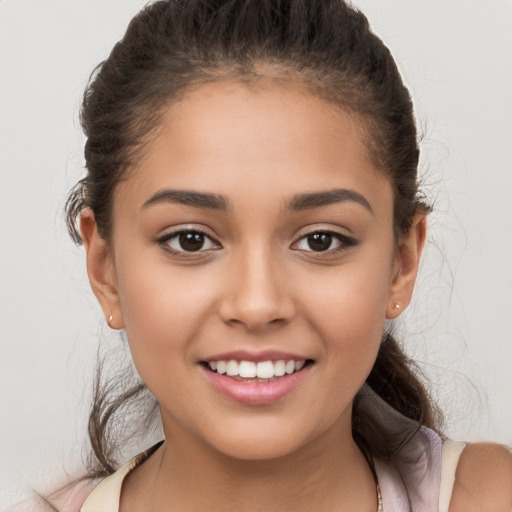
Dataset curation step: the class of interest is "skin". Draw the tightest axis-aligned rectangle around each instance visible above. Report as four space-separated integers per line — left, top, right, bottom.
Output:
81 81 429 511
451 443 512 512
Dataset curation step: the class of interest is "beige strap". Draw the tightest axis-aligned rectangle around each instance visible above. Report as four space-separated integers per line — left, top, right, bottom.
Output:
80 457 139 512
80 441 164 512
438 440 468 512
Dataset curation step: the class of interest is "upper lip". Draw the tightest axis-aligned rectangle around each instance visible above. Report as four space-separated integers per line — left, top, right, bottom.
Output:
201 349 311 363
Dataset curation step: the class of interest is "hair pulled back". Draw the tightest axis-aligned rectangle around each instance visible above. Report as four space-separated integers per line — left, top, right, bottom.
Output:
66 0 441 476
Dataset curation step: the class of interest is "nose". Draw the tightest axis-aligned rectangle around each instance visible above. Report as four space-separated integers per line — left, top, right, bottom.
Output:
217 245 296 331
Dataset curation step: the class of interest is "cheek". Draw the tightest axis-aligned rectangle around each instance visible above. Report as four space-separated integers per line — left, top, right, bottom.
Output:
114 252 218 376
297 252 394 371
312 286 385 365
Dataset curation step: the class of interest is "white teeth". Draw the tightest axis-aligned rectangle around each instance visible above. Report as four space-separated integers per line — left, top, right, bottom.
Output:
285 360 295 374
256 361 274 379
216 361 227 375
274 360 286 376
238 361 257 378
207 359 308 378
226 360 239 376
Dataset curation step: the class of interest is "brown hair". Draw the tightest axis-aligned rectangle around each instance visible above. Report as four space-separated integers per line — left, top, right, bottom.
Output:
65 0 442 478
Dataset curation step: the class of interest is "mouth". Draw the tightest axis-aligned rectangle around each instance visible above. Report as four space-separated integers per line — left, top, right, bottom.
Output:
201 358 314 382
199 356 314 405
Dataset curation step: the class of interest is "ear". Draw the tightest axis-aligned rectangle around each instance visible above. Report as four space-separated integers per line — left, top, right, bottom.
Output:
80 208 124 329
386 213 427 319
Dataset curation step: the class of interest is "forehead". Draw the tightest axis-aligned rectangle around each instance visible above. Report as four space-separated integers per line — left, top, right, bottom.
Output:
116 81 392 216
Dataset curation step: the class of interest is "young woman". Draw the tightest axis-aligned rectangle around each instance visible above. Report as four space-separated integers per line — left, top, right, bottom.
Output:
23 0 512 510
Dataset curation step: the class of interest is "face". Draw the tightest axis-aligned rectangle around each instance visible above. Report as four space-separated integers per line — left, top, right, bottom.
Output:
83 81 422 461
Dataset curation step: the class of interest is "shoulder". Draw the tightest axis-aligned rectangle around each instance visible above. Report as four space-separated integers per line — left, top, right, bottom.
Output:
450 442 512 512
47 478 97 511
7 479 97 512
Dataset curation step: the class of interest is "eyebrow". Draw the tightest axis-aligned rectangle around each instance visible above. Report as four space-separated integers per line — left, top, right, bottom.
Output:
142 189 229 210
287 188 373 214
141 187 373 214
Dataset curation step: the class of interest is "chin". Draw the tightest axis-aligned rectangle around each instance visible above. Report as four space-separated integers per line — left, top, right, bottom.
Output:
211 433 307 461
198 414 332 462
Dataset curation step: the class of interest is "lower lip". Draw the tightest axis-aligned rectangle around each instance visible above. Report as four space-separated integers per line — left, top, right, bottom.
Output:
200 365 312 405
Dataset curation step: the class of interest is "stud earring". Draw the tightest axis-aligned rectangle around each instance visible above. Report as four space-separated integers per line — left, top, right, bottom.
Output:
394 303 400 310
108 313 113 323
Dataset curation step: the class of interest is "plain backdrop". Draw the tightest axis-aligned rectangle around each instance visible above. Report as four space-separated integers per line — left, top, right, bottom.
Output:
1 0 511 508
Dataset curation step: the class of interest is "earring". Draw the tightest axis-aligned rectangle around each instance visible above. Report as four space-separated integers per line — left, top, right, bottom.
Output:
108 313 113 323
394 303 400 310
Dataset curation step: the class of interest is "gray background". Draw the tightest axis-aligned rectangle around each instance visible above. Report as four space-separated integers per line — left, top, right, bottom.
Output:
1 0 511 507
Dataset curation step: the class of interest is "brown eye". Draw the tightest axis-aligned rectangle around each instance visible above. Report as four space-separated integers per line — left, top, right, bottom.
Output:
293 230 357 254
160 229 219 253
179 232 205 252
306 232 334 252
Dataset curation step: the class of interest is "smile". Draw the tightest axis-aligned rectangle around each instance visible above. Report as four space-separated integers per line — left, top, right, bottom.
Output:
200 356 314 405
206 359 307 380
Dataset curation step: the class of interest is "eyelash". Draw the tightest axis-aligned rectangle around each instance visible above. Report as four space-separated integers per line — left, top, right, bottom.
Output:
156 228 220 255
156 228 357 256
293 230 358 254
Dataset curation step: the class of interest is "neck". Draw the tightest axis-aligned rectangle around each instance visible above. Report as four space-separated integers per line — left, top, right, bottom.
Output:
123 416 378 512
